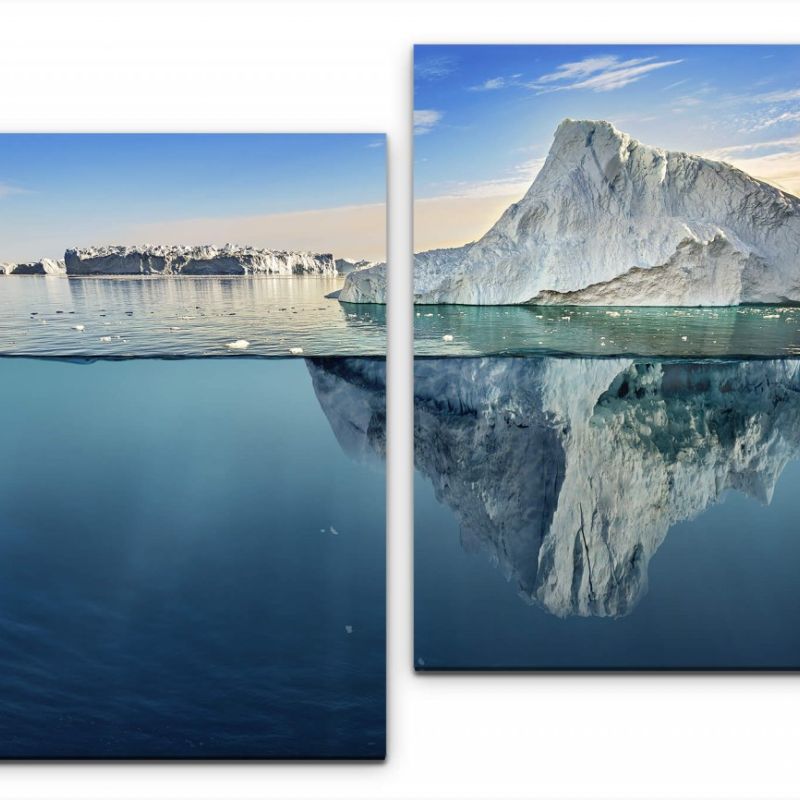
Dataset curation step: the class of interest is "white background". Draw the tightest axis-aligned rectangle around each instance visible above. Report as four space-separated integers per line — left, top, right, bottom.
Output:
3 1 800 797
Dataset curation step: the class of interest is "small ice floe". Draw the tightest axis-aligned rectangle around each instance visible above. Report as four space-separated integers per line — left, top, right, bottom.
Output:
72 324 85 332
225 339 250 350
345 625 353 635
168 326 181 332
681 335 688 341
561 316 571 321
442 334 454 342
99 336 112 343
329 526 339 536
763 313 780 319
289 347 304 355
605 311 621 317
319 528 326 533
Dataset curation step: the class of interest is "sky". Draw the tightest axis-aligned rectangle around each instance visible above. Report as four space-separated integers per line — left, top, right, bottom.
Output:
0 134 386 263
414 44 800 251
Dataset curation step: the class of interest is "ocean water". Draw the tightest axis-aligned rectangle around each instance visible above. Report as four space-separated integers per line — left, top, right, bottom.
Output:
0 357 385 758
413 355 800 670
0 276 386 357
415 304 800 357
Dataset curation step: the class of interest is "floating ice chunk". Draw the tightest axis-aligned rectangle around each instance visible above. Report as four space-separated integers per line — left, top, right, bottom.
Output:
99 336 112 343
289 347 304 355
72 324 85 331
764 314 780 319
442 334 454 342
329 526 339 536
681 335 688 341
225 339 250 350
345 625 353 634
605 311 621 317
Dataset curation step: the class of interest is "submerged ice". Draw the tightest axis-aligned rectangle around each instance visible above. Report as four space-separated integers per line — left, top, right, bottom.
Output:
310 356 800 618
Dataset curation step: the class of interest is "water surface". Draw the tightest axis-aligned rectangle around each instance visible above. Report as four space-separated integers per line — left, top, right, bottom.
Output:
415 304 800 358
0 276 385 357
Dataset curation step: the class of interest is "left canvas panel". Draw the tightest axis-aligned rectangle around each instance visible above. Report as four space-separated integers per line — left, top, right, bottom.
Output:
0 133 387 759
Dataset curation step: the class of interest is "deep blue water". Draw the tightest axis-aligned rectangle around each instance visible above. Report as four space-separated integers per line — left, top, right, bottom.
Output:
0 357 385 758
413 356 800 670
416 465 800 670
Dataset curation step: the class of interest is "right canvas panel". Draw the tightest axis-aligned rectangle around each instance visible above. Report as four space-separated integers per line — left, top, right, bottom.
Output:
409 44 800 670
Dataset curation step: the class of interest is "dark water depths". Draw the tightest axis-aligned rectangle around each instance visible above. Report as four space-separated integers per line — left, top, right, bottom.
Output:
415 304 800 357
0 357 385 757
0 277 386 357
412 356 800 670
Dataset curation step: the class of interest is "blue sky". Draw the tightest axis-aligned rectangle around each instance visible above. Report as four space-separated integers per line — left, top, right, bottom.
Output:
0 134 386 262
414 45 800 249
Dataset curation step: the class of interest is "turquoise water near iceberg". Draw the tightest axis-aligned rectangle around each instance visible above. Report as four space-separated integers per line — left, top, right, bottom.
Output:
415 304 800 357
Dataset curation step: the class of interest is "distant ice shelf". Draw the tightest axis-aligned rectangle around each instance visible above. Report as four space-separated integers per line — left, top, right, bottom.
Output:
64 244 336 276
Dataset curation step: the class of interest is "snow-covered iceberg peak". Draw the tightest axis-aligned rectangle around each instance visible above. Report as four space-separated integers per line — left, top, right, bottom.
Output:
340 118 800 305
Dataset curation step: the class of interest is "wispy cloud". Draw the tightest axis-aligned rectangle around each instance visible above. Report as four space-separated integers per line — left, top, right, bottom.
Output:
754 87 800 104
751 111 800 130
529 55 682 94
423 157 545 201
415 55 457 81
414 157 547 249
729 151 800 197
702 137 800 196
704 136 800 160
414 109 443 136
0 182 28 199
469 76 508 92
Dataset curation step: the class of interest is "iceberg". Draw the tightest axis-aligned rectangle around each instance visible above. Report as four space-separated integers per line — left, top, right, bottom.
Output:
0 258 66 275
340 119 800 305
335 257 379 275
310 356 800 618
64 244 336 276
